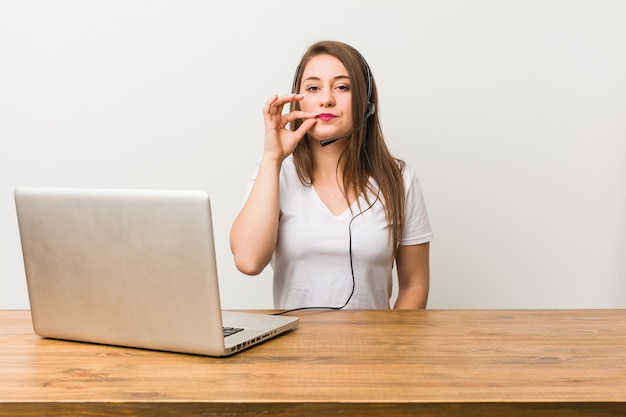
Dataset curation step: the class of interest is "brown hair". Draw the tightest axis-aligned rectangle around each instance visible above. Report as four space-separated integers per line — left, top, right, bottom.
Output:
290 40 406 252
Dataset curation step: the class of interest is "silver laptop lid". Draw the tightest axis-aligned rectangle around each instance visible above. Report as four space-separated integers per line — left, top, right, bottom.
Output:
15 188 228 355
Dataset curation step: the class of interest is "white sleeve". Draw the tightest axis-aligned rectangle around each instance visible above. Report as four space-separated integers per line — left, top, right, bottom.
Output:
400 168 434 245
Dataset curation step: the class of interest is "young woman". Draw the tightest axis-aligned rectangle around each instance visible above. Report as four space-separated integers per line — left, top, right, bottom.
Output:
230 40 433 310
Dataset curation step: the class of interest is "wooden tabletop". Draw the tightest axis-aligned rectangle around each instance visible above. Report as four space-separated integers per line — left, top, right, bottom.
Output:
1 309 625 417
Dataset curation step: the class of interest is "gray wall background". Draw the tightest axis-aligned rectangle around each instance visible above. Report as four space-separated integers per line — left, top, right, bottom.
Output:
2 1 625 309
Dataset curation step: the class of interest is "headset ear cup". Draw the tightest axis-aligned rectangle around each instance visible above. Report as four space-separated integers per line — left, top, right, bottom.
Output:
366 102 375 118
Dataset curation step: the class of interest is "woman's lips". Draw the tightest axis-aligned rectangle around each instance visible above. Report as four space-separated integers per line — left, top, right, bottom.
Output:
318 113 336 122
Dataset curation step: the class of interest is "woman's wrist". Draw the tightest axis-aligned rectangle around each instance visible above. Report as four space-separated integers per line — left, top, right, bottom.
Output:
260 153 285 170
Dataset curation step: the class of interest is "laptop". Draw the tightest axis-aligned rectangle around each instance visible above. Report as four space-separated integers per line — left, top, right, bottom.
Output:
14 187 298 356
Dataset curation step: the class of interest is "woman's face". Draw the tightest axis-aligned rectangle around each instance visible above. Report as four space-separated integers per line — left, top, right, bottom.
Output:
298 54 354 143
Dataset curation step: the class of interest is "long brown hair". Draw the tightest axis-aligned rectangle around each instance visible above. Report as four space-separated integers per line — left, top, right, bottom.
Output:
289 40 406 252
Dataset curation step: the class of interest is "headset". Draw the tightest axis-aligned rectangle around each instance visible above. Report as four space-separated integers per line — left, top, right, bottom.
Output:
273 52 381 315
291 54 376 147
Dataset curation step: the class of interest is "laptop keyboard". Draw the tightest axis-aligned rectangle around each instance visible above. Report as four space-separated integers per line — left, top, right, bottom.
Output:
223 326 244 337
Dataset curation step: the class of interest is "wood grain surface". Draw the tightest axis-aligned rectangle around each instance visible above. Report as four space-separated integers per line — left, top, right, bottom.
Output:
1 309 625 416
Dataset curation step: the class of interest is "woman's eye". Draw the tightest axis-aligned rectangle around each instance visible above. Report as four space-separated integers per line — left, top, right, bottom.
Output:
305 85 320 92
336 84 351 91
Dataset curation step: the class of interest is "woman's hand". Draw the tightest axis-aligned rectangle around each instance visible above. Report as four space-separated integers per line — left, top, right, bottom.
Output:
263 94 318 162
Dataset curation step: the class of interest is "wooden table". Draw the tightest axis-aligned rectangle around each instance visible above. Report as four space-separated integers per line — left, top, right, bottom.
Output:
1 309 625 416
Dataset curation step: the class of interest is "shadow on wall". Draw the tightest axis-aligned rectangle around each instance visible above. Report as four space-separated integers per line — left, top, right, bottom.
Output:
619 227 626 308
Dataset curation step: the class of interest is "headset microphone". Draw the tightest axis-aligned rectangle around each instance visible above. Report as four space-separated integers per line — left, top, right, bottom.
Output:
319 102 375 147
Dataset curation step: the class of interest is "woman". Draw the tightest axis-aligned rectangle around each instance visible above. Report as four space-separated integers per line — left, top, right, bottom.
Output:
230 40 433 310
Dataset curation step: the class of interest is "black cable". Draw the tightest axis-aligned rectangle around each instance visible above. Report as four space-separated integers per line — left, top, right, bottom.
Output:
274 151 380 315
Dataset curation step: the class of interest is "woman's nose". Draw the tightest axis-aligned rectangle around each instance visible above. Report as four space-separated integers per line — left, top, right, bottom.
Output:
318 88 335 108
